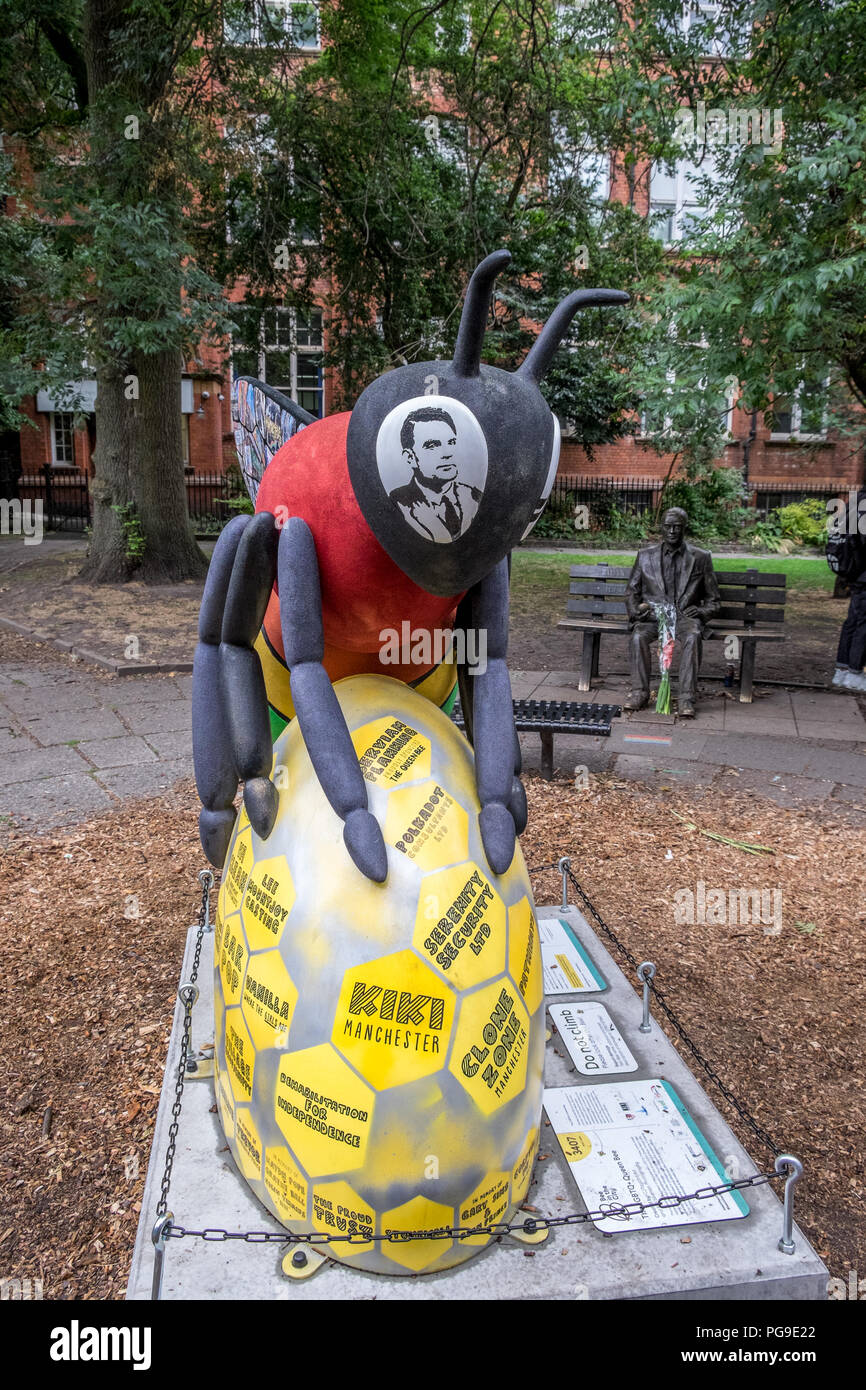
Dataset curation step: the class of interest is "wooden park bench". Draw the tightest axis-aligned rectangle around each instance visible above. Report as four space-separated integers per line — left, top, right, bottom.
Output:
557 562 787 704
452 696 622 780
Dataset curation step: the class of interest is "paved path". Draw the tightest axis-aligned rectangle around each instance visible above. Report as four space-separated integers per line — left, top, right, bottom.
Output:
1 658 864 836
0 662 192 833
514 669 866 816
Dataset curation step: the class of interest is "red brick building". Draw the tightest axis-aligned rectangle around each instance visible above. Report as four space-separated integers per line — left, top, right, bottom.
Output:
5 6 863 511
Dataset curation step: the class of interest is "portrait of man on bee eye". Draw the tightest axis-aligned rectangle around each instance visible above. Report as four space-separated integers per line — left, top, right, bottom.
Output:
389 405 483 543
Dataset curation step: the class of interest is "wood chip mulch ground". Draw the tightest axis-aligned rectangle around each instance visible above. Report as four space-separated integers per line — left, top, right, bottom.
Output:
0 774 863 1299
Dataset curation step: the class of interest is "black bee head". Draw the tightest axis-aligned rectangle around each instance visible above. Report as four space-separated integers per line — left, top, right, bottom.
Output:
347 250 629 595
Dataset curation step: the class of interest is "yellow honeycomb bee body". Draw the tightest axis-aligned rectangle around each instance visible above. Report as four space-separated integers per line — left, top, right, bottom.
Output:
214 675 544 1275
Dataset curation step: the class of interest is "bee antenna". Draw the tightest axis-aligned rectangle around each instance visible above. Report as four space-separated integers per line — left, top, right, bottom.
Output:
518 288 630 384
451 249 512 378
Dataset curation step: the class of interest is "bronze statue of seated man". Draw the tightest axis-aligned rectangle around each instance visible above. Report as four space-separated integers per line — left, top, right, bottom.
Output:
623 506 721 718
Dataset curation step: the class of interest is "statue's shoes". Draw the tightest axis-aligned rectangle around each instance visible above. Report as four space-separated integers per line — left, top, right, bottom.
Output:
623 690 649 710
679 699 696 718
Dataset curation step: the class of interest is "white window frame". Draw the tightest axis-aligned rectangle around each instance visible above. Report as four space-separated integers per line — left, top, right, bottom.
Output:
422 113 469 171
232 306 325 417
638 369 676 438
434 6 470 53
649 155 719 245
50 412 75 467
224 0 321 50
555 1 616 52
549 124 610 208
769 378 829 443
678 2 733 58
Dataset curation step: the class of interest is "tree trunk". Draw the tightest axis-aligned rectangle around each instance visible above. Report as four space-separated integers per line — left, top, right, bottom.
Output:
79 0 208 584
79 362 138 582
133 349 207 583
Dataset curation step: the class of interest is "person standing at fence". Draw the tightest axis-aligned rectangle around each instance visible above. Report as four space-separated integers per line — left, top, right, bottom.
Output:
623 507 721 717
830 487 866 692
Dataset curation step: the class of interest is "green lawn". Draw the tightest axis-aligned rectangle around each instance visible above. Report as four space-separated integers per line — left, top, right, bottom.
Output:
512 550 835 594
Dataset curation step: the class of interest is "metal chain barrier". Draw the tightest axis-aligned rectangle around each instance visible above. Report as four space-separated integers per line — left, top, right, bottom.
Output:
165 1168 779 1247
558 861 781 1158
145 864 800 1280
155 869 212 1222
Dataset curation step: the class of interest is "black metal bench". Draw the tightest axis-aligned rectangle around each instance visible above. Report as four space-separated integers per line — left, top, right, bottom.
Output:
452 697 621 780
557 562 787 703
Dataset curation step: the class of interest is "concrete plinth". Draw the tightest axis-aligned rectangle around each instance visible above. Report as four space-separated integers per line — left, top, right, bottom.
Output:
126 906 827 1301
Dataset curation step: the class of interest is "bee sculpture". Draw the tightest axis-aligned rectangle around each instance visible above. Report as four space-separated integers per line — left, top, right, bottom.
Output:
193 249 628 882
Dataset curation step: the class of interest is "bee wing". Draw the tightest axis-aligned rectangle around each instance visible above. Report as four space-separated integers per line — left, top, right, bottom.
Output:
231 376 316 504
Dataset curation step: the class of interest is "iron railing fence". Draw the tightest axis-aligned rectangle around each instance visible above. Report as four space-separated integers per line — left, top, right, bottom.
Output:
8 467 855 537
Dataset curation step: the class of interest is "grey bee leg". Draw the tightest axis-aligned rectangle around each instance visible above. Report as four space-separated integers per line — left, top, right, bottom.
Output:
467 557 518 875
455 591 475 745
278 517 388 883
194 514 252 866
220 511 281 840
456 590 526 837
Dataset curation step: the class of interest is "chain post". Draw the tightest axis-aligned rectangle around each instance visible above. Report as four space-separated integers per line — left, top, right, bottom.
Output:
154 870 793 1258
557 856 571 912
154 872 209 1223
775 1155 803 1254
151 1213 173 1301
563 862 780 1158
637 961 656 1033
199 868 215 932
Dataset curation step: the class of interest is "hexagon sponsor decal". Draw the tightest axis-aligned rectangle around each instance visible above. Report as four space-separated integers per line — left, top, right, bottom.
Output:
235 1107 264 1183
214 898 225 958
264 1146 308 1224
222 827 253 916
241 855 295 951
311 1180 375 1260
214 980 224 1044
225 1010 256 1104
274 1044 374 1176
449 978 531 1116
381 1194 454 1273
507 896 543 1016
458 1170 510 1246
352 716 431 787
511 1126 538 1207
414 863 506 988
384 780 468 872
242 949 298 1051
219 915 248 1008
333 950 456 1089
217 1067 236 1141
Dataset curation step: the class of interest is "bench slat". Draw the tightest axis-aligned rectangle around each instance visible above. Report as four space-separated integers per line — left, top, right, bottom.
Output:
566 598 629 615
714 605 785 623
558 617 630 631
717 586 786 604
568 564 633 579
719 571 787 587
569 580 629 596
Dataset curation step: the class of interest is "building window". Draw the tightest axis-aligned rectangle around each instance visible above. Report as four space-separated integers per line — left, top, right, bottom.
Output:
556 1 617 52
181 412 191 468
768 377 828 441
423 114 469 170
677 2 738 59
638 369 676 438
224 0 320 49
50 412 75 467
649 155 718 244
549 126 610 209
232 306 324 418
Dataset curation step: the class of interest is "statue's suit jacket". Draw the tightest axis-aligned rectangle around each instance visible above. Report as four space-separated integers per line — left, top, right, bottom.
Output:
625 542 721 627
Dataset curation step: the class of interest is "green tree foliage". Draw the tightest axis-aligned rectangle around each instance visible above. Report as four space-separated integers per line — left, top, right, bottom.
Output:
623 0 866 469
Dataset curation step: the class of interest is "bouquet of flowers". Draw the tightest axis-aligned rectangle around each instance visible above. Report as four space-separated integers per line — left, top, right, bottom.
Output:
652 601 677 713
